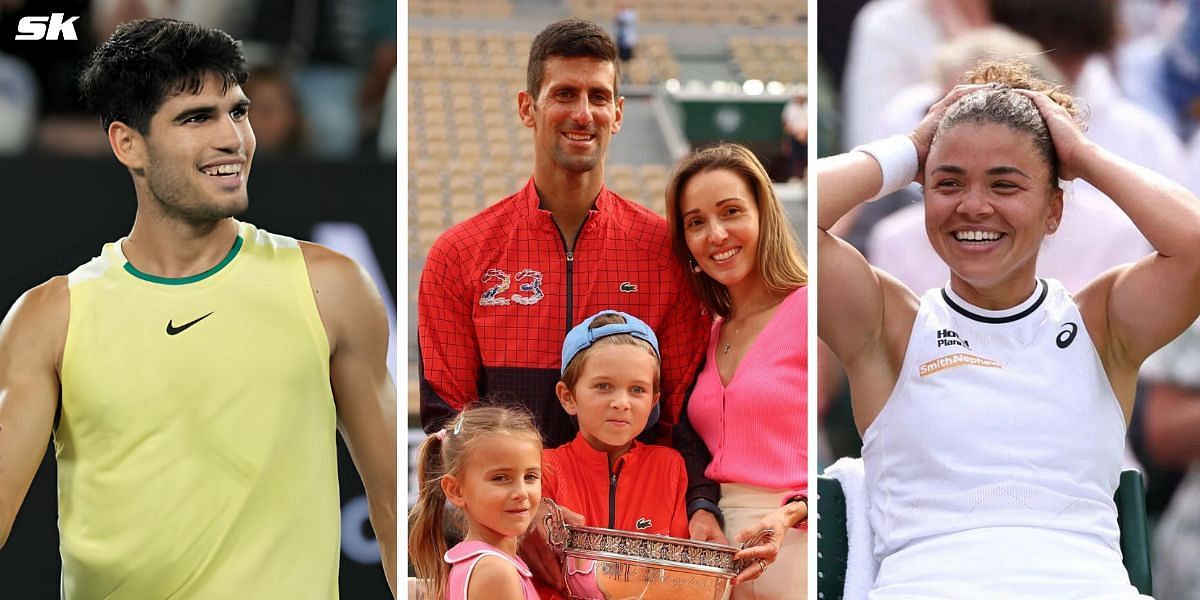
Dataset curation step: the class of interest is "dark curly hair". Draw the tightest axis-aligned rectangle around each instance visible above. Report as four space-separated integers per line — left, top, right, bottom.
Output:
933 60 1083 186
79 18 248 134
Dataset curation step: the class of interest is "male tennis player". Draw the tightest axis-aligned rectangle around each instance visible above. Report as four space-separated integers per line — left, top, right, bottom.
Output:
0 18 395 598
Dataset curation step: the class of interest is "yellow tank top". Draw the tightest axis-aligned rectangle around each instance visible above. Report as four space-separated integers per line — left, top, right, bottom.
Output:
58 221 339 599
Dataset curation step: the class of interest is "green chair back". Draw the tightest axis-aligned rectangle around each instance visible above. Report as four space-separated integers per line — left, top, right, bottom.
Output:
816 476 849 599
1116 469 1153 595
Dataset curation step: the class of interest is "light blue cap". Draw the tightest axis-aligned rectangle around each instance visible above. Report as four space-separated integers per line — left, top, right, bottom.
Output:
560 310 660 375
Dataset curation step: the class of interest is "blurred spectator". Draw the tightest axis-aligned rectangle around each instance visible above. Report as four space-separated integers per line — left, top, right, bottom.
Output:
243 66 307 155
240 0 391 158
615 2 638 66
782 90 807 180
841 0 990 150
1187 128 1200 191
90 0 170 43
816 59 841 157
1123 0 1178 42
0 51 37 154
0 0 102 154
1118 0 1200 139
172 0 244 33
1138 325 1200 600
868 26 1057 143
377 68 395 158
989 0 1117 83
1154 468 1200 600
357 0 395 154
1115 0 1185 138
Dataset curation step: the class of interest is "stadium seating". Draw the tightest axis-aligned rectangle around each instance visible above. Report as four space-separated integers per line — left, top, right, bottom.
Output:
569 0 805 26
729 36 807 85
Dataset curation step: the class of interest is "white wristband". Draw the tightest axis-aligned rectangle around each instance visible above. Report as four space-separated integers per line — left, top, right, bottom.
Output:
852 134 919 202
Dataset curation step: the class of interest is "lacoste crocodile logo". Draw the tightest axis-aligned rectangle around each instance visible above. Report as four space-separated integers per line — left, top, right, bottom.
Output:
166 312 213 335
635 518 652 530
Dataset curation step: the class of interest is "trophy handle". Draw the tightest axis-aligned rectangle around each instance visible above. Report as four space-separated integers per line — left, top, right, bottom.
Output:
542 498 569 555
735 528 776 572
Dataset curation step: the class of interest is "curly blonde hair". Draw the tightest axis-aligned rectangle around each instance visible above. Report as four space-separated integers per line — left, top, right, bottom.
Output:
933 60 1084 186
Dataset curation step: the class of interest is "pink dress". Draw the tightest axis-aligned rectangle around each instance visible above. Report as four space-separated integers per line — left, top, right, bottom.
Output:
445 540 539 600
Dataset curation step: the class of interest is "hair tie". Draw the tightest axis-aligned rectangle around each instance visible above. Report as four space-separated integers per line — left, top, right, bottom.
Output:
434 429 448 441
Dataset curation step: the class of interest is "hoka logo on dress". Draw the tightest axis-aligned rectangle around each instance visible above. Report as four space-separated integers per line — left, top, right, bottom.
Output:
479 268 544 306
935 328 969 348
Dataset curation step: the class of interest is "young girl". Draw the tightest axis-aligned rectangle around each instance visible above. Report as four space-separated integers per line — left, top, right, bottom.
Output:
409 406 543 600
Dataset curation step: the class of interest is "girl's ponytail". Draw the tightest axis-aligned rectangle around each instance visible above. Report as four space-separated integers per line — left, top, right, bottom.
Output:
408 430 452 600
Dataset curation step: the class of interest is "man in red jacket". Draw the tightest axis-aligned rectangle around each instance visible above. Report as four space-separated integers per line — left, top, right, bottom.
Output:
418 18 706 449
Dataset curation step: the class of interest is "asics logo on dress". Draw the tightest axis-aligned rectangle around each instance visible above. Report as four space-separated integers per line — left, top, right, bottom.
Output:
1056 322 1078 349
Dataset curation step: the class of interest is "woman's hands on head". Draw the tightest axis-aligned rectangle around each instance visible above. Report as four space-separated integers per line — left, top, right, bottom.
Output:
1014 88 1094 181
910 84 992 184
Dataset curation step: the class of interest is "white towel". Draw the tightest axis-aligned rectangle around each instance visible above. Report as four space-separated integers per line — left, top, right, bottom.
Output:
823 457 878 600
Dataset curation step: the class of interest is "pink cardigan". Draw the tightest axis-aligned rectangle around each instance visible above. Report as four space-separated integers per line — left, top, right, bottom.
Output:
687 287 808 502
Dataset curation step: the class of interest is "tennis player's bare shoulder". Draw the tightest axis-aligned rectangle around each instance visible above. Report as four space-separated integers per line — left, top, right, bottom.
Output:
0 276 70 372
297 241 388 355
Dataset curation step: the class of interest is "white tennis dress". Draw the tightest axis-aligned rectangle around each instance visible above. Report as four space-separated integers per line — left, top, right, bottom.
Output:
861 279 1144 599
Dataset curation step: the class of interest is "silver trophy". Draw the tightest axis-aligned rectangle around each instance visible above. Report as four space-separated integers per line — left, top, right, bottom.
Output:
543 498 773 600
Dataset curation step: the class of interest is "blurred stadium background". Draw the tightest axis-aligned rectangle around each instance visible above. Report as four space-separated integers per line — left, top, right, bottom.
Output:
0 0 396 597
406 0 807 512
